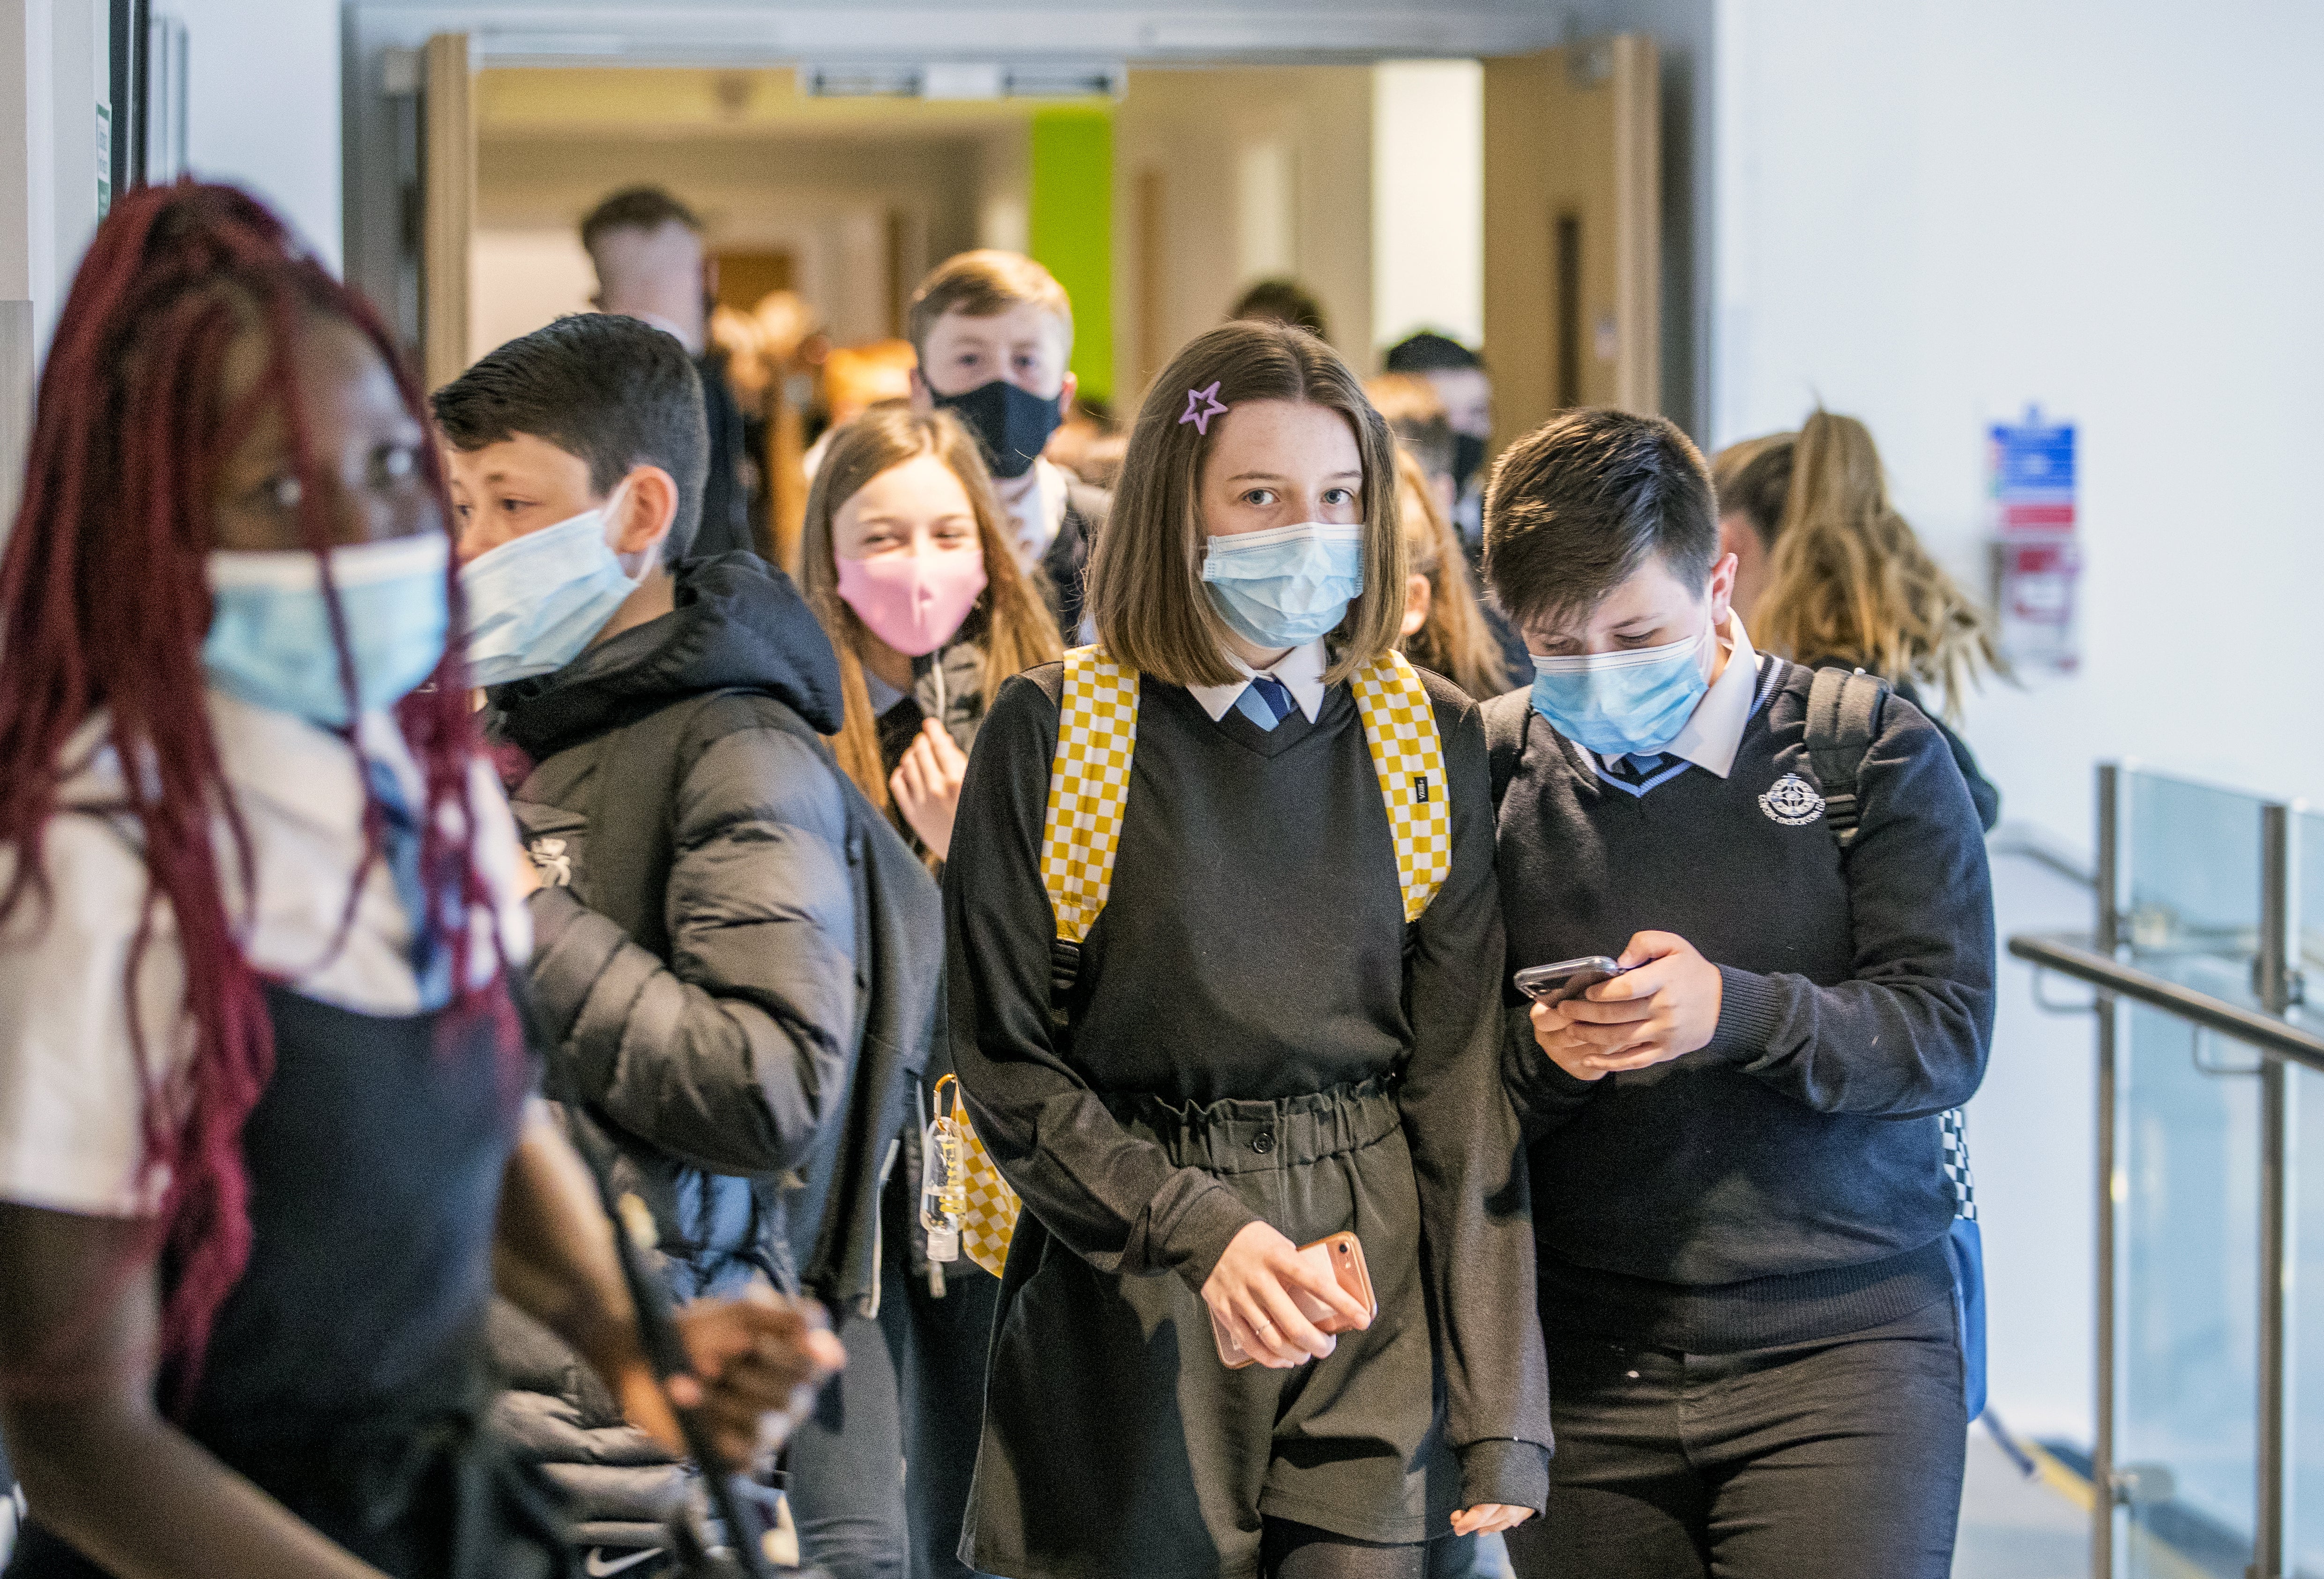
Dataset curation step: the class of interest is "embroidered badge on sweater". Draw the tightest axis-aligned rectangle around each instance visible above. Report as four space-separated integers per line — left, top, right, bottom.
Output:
1758 772 1826 827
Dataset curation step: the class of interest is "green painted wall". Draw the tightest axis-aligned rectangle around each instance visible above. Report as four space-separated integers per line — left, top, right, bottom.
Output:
1028 105 1114 402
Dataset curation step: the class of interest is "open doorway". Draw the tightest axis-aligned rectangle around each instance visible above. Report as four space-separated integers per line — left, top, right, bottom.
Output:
345 20 1691 566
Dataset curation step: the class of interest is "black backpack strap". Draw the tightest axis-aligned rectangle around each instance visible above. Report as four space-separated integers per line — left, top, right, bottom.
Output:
1804 666 1890 850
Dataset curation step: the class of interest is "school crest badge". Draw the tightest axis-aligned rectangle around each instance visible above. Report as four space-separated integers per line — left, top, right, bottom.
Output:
1758 773 1825 827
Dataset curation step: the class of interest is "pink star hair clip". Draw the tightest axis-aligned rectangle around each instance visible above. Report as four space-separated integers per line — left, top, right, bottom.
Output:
1179 381 1228 436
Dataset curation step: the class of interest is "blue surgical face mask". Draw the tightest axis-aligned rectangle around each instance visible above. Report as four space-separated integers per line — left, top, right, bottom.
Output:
458 483 643 688
1529 622 1712 757
202 534 451 728
1200 521 1365 650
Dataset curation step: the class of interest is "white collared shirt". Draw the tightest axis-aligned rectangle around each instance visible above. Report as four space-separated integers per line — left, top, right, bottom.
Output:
1009 457 1073 567
0 690 529 1215
1599 612 1761 780
1185 639 1331 725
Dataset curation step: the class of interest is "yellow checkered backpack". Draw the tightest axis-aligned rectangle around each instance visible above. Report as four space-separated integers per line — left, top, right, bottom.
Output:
941 645 1452 1278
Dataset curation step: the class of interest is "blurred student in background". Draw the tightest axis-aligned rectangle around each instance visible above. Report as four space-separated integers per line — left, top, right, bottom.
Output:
1372 371 1530 687
1383 331 1492 543
906 251 1110 635
1395 445 1512 701
1230 276 1332 344
788 405 1062 1579
581 186 757 559
1713 413 2005 829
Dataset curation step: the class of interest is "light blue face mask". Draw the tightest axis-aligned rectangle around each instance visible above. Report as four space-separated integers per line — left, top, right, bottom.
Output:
1529 624 1711 757
458 484 643 688
1200 521 1365 649
202 535 451 728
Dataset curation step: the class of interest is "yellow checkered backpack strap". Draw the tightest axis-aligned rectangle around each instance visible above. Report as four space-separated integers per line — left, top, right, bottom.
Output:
943 648 1141 1279
1040 646 1143 943
1348 651 1452 920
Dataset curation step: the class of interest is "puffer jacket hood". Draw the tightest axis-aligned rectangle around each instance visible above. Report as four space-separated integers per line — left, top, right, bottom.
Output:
492 551 845 760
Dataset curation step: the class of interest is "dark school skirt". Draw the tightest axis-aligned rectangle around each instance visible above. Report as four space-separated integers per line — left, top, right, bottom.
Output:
959 1075 1460 1579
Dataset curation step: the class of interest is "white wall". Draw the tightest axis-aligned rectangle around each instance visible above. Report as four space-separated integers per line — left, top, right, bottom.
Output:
1 0 106 352
1371 59 1483 358
1712 0 2324 1445
172 0 341 270
1713 0 2324 847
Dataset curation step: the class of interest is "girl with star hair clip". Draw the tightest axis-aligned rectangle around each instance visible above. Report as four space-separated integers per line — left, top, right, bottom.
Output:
941 320 1549 1579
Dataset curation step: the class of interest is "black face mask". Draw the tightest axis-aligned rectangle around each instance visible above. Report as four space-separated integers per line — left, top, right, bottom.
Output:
1451 432 1488 497
932 379 1064 480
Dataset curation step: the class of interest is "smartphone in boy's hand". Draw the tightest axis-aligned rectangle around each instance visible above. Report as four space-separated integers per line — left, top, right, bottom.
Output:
1514 955 1631 1006
1527 932 1724 1080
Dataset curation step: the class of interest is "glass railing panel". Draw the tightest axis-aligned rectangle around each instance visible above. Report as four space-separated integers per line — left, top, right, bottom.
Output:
2116 769 2267 1574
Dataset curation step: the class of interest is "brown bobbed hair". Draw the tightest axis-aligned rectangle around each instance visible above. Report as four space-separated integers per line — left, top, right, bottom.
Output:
1394 444 1511 700
798 406 1061 815
1089 320 1405 689
1746 410 2005 718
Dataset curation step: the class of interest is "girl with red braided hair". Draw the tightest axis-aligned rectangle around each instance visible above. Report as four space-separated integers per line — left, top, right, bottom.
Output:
0 183 841 1579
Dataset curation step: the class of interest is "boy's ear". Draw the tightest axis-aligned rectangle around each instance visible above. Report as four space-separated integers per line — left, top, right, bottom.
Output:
1706 550 1740 626
1057 371 1078 417
611 465 680 559
907 369 935 415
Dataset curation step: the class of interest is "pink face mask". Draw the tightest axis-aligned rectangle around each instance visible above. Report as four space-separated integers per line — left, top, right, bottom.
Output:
834 545 990 657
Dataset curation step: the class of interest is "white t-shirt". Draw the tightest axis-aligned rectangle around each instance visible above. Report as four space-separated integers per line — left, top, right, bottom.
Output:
0 690 531 1217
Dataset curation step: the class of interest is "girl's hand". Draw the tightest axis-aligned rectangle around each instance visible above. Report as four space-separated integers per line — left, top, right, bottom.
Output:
1530 931 1723 1079
1452 1504 1535 1537
890 718 969 860
1200 1221 1370 1370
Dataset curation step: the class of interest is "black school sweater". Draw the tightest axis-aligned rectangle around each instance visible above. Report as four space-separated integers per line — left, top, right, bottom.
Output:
946 662 1550 1508
1487 656 1996 1353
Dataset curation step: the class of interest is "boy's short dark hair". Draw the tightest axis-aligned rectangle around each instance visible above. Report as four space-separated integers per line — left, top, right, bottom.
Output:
1483 408 1717 636
579 186 702 255
1229 277 1330 342
432 314 709 565
1384 330 1483 374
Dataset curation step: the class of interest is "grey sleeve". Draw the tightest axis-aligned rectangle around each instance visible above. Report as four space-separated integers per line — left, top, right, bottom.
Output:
526 727 858 1176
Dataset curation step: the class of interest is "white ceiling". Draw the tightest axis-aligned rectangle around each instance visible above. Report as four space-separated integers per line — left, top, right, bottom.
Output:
352 2 1582 66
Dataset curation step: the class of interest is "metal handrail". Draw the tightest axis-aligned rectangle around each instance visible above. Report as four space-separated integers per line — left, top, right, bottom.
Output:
2007 931 2324 1077
2037 764 2305 1579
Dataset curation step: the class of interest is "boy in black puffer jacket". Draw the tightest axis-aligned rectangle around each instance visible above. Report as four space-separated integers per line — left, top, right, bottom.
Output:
437 315 913 1577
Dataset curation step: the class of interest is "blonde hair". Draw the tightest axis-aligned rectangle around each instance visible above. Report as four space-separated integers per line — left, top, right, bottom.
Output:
1393 444 1509 699
1088 320 1405 689
799 407 1063 814
906 250 1074 364
1750 410 2004 717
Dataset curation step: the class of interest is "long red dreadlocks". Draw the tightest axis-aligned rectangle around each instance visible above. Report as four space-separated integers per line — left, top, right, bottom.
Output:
0 183 506 1401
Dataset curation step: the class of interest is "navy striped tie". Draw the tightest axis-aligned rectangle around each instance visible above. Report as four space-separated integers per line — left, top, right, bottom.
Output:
1238 675 1296 730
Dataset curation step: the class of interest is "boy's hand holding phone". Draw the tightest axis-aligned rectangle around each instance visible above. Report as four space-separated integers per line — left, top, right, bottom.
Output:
1529 931 1723 1081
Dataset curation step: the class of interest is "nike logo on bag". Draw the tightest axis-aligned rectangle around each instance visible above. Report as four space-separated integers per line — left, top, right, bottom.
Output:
584 1548 663 1578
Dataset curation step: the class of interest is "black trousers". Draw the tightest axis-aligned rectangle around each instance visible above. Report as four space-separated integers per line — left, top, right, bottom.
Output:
879 1252 1003 1579
1505 1299 1966 1579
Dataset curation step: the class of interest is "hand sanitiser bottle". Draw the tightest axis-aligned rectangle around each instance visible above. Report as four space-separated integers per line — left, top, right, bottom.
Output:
921 1075 970 1266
